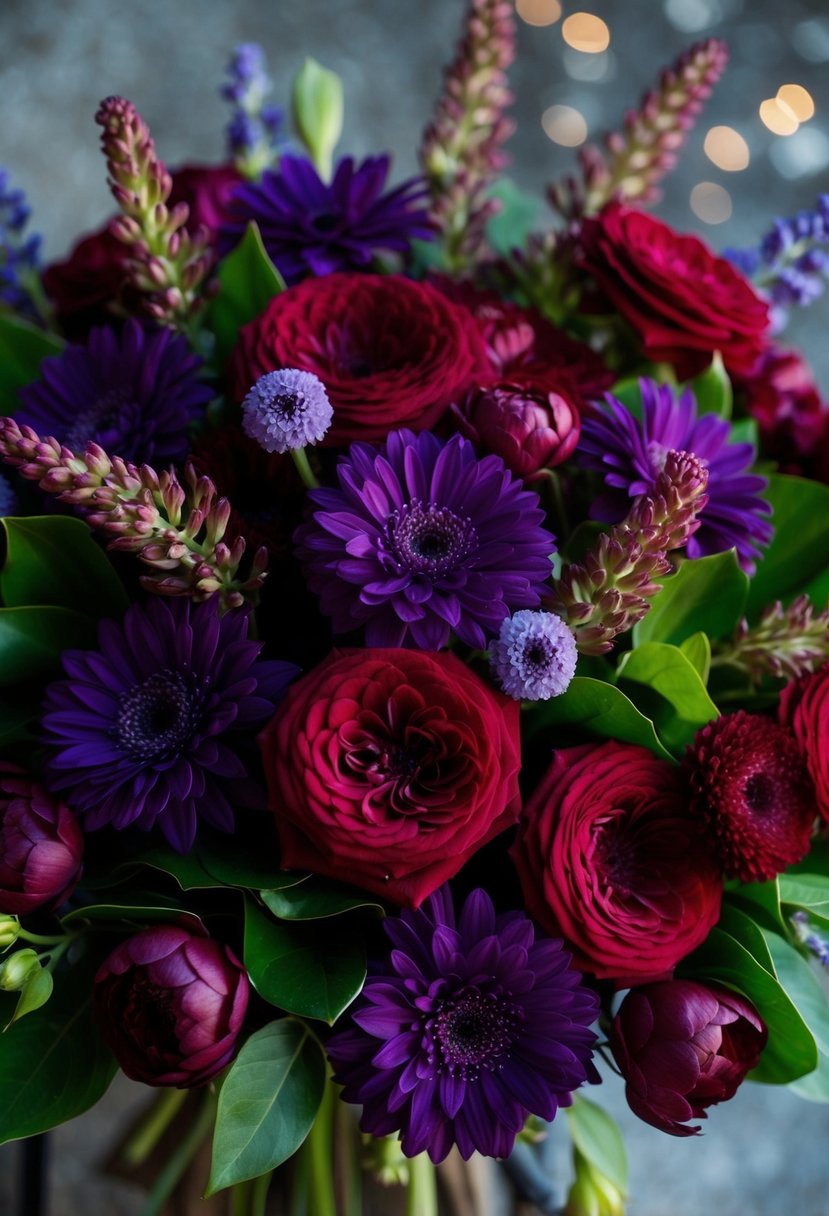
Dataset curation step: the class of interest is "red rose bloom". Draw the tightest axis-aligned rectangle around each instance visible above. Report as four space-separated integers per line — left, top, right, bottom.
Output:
229 273 489 445
511 741 722 982
735 345 829 480
258 648 521 907
779 663 829 821
575 203 770 380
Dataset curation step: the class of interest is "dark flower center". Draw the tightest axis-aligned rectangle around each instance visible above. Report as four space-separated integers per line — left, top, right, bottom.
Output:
271 390 302 419
64 386 137 450
432 989 520 1078
124 973 182 1056
388 501 478 577
116 670 201 763
309 210 342 235
523 638 553 673
743 771 774 815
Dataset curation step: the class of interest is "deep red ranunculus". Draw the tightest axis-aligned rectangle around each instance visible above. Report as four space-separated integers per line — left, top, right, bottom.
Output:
779 662 829 821
228 273 489 445
0 766 83 915
735 345 829 480
610 979 767 1136
511 741 722 982
94 925 249 1087
575 203 770 381
258 648 522 907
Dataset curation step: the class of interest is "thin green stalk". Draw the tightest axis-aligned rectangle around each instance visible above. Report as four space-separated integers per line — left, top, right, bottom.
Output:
136 1090 217 1216
250 1171 273 1216
122 1088 189 1167
335 1094 362 1216
406 1152 438 1216
291 445 320 490
17 927 78 948
307 1075 337 1216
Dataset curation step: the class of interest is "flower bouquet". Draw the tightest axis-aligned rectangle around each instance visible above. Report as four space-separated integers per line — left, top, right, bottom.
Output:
1 4 829 1214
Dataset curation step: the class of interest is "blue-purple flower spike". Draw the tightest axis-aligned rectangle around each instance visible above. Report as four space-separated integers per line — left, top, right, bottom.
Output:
327 885 599 1163
241 368 333 453
0 168 43 318
490 610 577 700
221 43 284 177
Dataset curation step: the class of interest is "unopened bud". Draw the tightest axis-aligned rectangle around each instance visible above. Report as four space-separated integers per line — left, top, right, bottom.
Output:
0 949 42 992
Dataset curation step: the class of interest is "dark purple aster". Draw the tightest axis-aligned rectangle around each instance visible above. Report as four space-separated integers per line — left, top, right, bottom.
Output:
221 153 434 284
15 319 212 466
327 886 599 1163
40 597 298 853
578 379 773 573
295 428 557 650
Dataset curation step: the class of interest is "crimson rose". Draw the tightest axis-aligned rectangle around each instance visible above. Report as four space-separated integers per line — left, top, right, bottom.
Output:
735 345 829 481
229 273 488 445
258 648 521 907
511 740 722 981
779 662 829 820
575 203 769 380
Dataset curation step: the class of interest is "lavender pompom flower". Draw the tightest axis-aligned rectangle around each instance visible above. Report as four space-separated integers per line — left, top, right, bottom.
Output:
15 319 212 467
328 885 599 1163
241 368 332 454
578 379 773 573
41 597 298 853
221 154 434 283
295 428 557 650
490 610 577 700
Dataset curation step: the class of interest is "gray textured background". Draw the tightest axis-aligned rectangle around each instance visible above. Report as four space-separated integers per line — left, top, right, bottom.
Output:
2 0 829 1212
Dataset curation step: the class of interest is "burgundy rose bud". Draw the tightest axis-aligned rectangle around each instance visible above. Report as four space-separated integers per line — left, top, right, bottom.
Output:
610 980 767 1136
0 768 83 915
94 925 249 1087
453 380 580 479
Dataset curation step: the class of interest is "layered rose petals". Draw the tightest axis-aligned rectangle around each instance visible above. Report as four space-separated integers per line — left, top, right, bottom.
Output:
780 663 829 821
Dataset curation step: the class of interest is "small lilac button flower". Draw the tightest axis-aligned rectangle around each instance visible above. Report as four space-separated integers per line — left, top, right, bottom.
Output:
241 368 332 454
490 610 578 700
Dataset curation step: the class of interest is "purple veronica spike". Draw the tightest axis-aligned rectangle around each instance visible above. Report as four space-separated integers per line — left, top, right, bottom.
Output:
327 885 599 1163
578 379 773 573
241 368 332 453
295 428 557 650
40 597 298 853
489 610 577 700
15 320 212 467
221 154 434 283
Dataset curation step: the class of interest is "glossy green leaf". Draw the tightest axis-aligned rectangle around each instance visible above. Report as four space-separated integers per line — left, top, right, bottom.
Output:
262 880 385 921
0 315 63 413
0 605 97 686
679 632 711 683
800 565 829 612
725 877 785 933
5 967 53 1030
0 516 127 618
209 223 285 367
790 1049 829 1102
633 551 748 647
760 926 829 1058
486 180 540 255
688 353 732 419
0 947 117 1143
60 893 197 929
746 474 829 618
729 417 759 449
525 676 673 762
616 642 719 755
566 1095 628 1194
197 826 308 891
207 1019 325 1194
778 874 829 922
244 898 365 1023
99 843 224 892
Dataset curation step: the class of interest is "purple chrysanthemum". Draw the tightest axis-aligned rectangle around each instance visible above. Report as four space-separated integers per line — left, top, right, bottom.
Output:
241 368 332 453
327 885 599 1163
221 153 434 283
295 429 557 650
40 598 298 853
578 379 773 572
15 319 213 466
490 610 577 700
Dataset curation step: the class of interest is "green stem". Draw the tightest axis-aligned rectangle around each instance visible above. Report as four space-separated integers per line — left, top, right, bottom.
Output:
122 1088 189 1167
335 1094 362 1216
40 938 75 973
136 1090 216 1216
249 1171 273 1216
307 1075 337 1216
291 445 320 490
17 928 76 948
289 1137 310 1216
406 1152 438 1216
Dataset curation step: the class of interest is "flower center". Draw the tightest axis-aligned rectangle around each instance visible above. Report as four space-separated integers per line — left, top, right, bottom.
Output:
269 390 303 419
116 670 201 763
309 209 342 235
522 637 553 674
743 771 774 815
125 973 182 1055
432 989 520 1078
64 386 136 450
388 501 478 577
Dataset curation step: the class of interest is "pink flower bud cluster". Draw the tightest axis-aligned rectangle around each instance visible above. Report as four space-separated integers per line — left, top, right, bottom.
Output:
715 594 829 685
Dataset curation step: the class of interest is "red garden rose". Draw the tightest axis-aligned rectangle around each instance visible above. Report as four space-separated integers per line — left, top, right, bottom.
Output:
575 203 770 381
228 273 489 445
258 647 522 907
779 663 829 821
511 740 722 981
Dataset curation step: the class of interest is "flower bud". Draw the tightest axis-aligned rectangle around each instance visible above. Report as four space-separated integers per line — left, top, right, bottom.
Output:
0 949 42 991
0 767 83 915
610 979 767 1136
453 380 580 480
0 916 20 949
566 1160 625 1216
291 58 343 181
94 925 250 1087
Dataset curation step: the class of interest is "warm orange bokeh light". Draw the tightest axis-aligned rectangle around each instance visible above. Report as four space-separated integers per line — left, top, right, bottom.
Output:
562 12 610 53
515 0 562 27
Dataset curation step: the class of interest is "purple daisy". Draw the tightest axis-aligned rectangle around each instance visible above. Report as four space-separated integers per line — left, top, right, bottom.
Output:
578 379 773 572
15 319 213 466
327 885 599 1163
295 428 557 650
40 597 298 853
221 153 434 283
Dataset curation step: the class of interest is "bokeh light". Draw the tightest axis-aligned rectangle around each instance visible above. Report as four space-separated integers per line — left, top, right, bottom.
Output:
776 83 815 122
703 125 750 171
562 12 611 53
515 0 562 26
759 97 800 136
690 181 733 224
541 104 588 146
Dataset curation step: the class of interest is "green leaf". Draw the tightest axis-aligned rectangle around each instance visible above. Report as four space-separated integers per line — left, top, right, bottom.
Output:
244 898 365 1023
525 676 673 762
606 377 644 420
99 842 224 891
778 874 829 922
197 826 308 891
565 1095 628 1195
0 314 63 413
0 605 98 685
207 1019 325 1194
725 877 785 933
687 352 732 419
746 474 829 619
0 946 117 1143
485 180 540 255
616 642 719 755
60 893 198 929
262 879 385 921
291 58 344 180
679 632 711 683
790 1049 829 1102
0 516 127 618
208 223 285 367
632 551 748 647
800 564 829 612
6 968 53 1030
760 926 829 1058
729 417 759 449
